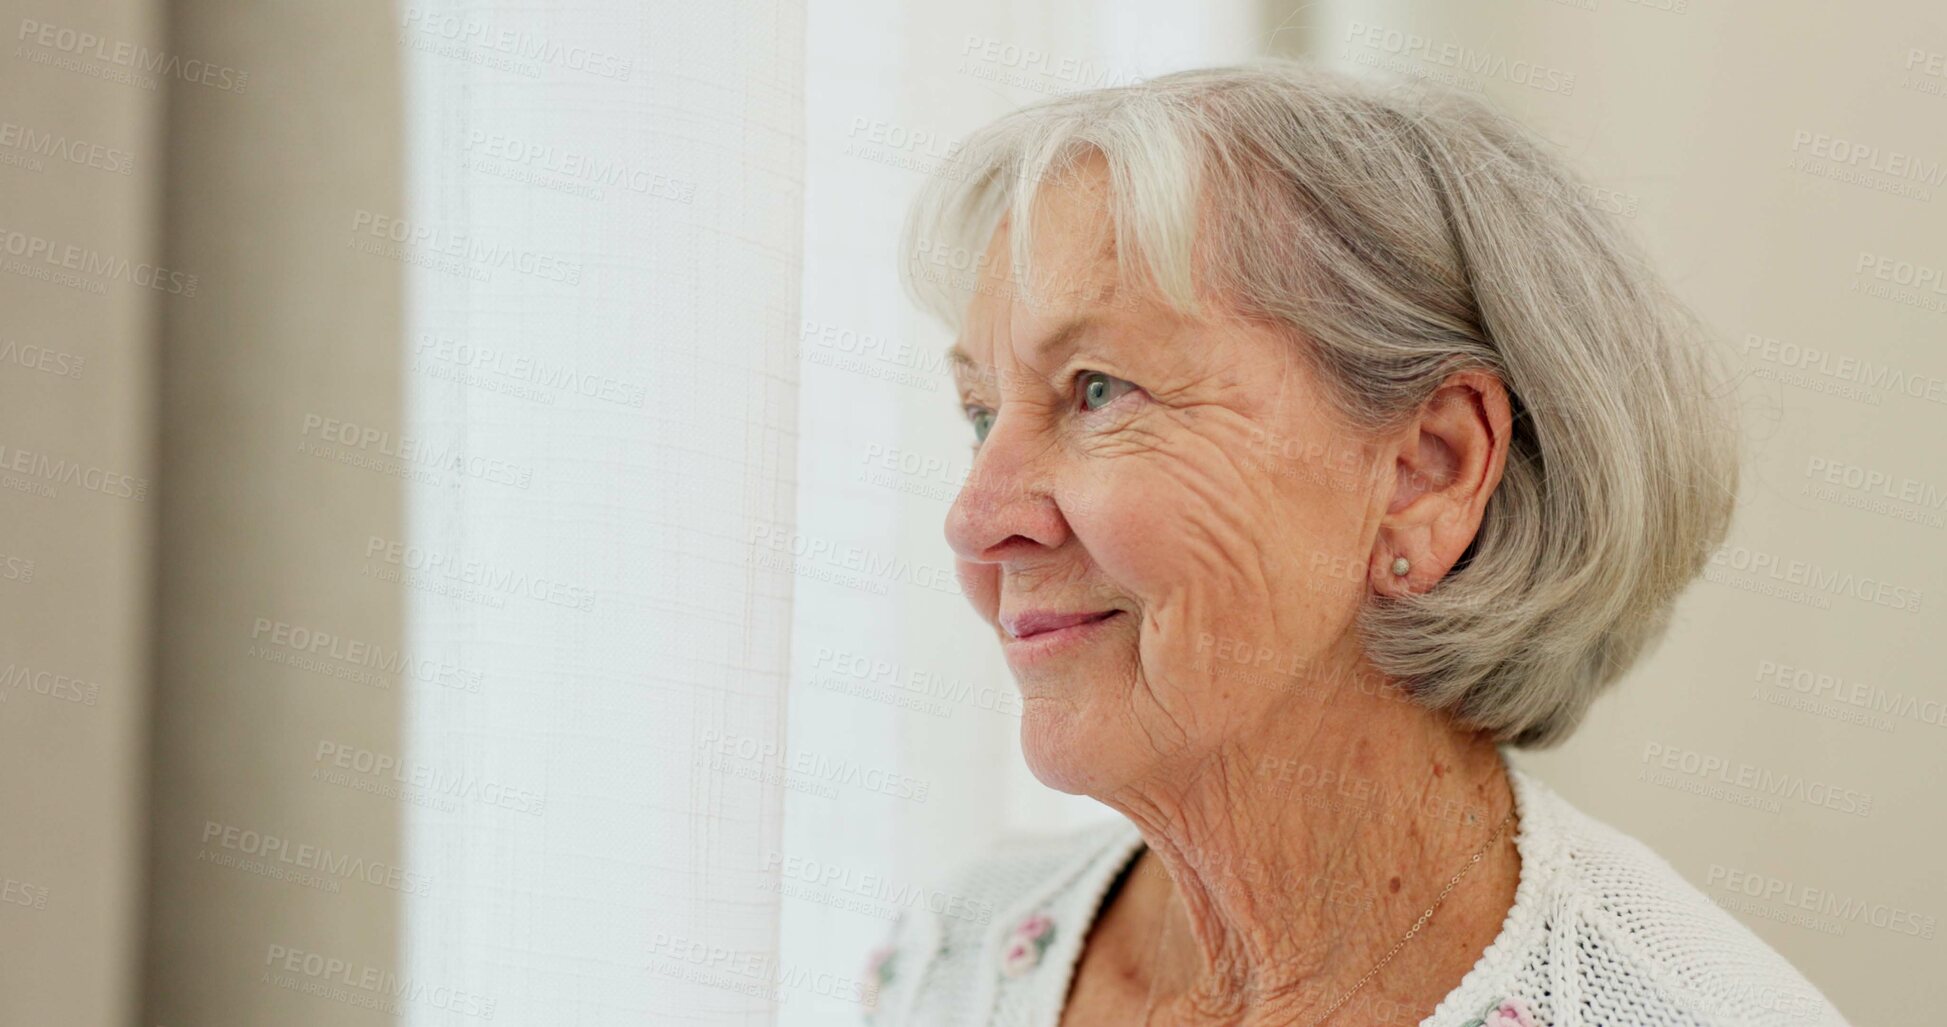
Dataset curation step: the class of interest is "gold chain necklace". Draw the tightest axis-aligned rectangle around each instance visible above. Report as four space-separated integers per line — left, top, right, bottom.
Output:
1304 805 1518 1027
1133 804 1518 1027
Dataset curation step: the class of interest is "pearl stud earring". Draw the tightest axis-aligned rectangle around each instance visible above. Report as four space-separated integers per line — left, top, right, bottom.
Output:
1391 557 1410 576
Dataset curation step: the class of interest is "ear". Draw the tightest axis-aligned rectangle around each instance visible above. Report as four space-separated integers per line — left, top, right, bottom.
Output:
1370 369 1513 596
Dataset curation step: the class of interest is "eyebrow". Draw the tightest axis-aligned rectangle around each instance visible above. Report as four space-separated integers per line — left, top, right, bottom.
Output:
946 315 1096 394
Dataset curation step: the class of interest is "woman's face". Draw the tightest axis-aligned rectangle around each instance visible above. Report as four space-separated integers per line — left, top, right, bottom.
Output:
944 158 1400 797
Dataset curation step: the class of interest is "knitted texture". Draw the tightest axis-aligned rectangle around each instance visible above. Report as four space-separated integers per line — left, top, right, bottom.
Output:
862 766 1852 1027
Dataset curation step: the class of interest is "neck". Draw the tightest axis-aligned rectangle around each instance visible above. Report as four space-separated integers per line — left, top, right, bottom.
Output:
1099 678 1518 1024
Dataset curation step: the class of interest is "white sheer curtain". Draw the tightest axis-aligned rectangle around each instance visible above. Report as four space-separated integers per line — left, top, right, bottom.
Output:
393 1 1252 1024
398 2 803 1024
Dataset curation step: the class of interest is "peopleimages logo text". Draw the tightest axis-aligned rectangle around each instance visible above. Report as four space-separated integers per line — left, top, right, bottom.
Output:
1640 743 1873 816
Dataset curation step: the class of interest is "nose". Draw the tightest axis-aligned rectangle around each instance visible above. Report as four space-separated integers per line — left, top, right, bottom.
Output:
944 414 1070 564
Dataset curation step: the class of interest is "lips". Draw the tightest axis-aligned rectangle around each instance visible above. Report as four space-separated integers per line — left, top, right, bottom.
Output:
1002 609 1118 640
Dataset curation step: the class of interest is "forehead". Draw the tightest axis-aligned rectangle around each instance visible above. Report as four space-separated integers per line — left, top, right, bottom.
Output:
956 155 1128 365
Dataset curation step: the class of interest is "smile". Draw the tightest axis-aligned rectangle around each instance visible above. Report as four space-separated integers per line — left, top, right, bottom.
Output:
1000 610 1121 664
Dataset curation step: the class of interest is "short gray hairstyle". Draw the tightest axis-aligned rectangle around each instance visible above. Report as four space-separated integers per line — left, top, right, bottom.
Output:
901 60 1738 748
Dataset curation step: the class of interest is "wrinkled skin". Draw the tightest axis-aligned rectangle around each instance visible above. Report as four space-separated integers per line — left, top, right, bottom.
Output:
943 153 1520 1026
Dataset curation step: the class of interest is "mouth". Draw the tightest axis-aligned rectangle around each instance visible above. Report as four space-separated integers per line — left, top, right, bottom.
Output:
1003 609 1119 640
998 609 1123 667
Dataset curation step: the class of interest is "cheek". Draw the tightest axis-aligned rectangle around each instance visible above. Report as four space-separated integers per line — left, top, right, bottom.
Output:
1064 445 1280 595
1066 448 1374 615
1061 473 1185 595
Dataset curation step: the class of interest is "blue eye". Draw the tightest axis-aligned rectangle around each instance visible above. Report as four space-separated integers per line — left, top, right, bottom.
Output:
1078 371 1135 411
966 406 995 443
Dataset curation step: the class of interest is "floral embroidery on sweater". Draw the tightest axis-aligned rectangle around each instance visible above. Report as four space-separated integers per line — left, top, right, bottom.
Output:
1461 995 1539 1027
1000 911 1055 978
861 943 897 1020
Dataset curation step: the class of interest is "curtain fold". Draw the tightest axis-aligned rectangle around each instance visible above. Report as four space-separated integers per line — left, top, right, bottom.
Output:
142 1 410 1023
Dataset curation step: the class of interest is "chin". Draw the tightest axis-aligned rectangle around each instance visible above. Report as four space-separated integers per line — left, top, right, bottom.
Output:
1017 698 1132 797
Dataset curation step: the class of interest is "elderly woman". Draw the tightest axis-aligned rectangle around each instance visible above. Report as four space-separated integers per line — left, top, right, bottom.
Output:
864 63 1849 1027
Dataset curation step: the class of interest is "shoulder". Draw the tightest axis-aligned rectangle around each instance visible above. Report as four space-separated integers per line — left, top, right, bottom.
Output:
1514 769 1854 1027
861 817 1141 1027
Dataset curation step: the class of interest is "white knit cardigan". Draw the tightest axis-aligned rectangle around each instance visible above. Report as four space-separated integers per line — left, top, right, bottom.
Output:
862 762 1852 1027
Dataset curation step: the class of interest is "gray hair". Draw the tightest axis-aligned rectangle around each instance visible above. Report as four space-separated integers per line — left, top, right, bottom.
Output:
902 60 1739 748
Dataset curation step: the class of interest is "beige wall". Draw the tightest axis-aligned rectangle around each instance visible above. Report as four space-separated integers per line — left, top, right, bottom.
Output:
1265 2 1946 1024
0 0 161 1022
